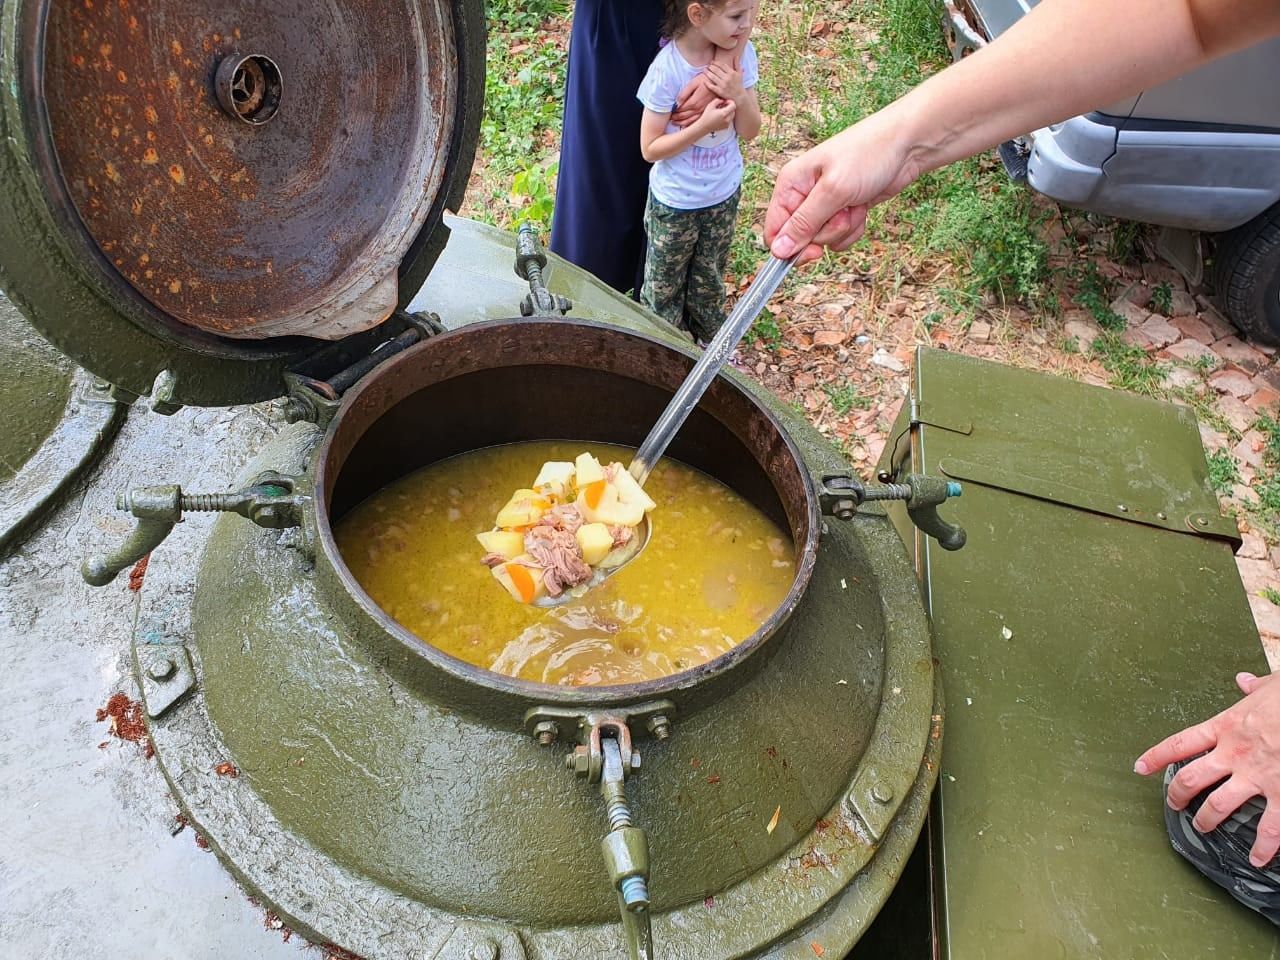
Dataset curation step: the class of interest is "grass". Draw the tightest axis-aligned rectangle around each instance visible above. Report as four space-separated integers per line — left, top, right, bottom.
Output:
1264 587 1280 606
1207 450 1242 495
1073 262 1125 331
824 379 872 415
1250 414 1280 531
1151 282 1173 315
743 307 783 349
1090 334 1165 396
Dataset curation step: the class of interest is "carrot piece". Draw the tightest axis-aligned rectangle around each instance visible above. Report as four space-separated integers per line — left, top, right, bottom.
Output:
507 563 536 603
581 479 607 510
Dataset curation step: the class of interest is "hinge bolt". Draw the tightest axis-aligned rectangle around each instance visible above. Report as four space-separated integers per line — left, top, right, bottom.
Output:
646 714 671 740
534 721 559 746
147 656 176 681
620 874 650 912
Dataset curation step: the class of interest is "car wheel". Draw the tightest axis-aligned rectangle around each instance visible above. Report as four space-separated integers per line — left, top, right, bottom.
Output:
1214 200 1280 345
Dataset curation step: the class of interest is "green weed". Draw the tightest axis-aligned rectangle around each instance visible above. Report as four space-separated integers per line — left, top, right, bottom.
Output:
1090 334 1165 396
1074 262 1125 331
511 160 558 230
824 380 872 415
744 308 783 349
1263 587 1280 606
1151 282 1173 315
1206 450 1241 495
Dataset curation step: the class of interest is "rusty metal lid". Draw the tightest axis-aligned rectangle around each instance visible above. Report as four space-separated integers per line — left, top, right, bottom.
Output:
0 0 483 405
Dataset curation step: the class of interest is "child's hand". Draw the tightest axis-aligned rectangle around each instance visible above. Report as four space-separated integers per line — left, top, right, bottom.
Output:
705 57 745 103
673 73 714 127
697 97 737 133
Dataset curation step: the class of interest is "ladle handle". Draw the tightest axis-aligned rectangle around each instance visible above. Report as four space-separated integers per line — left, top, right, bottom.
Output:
628 254 797 486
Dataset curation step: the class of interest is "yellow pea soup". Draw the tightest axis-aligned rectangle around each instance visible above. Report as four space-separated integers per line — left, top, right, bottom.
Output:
334 441 796 686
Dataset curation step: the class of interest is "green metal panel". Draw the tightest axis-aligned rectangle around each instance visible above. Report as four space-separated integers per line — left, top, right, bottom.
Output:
881 348 1280 958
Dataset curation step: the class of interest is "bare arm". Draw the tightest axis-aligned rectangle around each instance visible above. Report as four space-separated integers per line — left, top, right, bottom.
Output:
640 102 734 163
765 0 1280 261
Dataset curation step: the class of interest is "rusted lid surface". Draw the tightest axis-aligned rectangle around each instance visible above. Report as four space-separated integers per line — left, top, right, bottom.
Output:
38 0 472 341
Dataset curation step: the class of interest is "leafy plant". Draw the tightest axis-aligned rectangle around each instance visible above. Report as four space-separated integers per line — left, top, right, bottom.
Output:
1074 262 1125 331
1090 334 1165 396
1151 282 1173 315
1206 450 1241 495
511 161 558 230
744 308 783 349
1262 587 1280 607
824 380 871 415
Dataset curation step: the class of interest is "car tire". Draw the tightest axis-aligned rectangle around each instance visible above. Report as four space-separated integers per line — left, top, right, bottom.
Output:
1214 200 1280 345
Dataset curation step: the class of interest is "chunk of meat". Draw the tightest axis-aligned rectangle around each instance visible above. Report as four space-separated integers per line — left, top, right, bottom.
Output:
525 525 592 597
540 503 584 535
609 524 634 549
481 552 507 569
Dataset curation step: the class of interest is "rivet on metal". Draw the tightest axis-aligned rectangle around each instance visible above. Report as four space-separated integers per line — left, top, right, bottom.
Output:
1117 504 1128 513
147 656 176 681
1157 512 1167 520
1197 517 1209 526
871 781 895 804
469 941 499 960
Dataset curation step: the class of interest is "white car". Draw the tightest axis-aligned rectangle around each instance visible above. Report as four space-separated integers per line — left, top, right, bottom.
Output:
943 0 1280 343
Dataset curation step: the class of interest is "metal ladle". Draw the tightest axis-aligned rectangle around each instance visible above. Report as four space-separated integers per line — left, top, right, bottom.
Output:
534 254 797 608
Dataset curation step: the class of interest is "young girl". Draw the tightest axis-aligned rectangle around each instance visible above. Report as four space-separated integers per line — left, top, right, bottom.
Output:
637 0 761 344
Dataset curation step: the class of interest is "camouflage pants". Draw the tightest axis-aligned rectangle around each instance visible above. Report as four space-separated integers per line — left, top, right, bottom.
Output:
1165 760 1280 924
641 190 740 343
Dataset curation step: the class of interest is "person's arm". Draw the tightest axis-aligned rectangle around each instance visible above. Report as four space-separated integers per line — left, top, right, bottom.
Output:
672 46 739 127
640 100 736 162
1136 671 1280 868
765 0 1280 262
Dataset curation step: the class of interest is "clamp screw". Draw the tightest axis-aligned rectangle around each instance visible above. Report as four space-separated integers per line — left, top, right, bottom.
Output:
646 714 672 740
620 875 650 912
533 721 559 746
871 781 895 804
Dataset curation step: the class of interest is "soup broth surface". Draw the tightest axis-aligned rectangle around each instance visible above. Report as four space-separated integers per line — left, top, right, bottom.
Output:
334 441 796 685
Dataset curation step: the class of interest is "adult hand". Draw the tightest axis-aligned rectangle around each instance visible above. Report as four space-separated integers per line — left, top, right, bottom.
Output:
764 116 922 265
1135 670 1280 868
672 73 714 128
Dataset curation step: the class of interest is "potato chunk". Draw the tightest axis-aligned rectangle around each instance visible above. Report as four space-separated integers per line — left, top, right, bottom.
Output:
577 483 645 527
575 452 606 487
492 558 546 604
495 489 550 528
576 523 614 566
476 530 525 561
612 467 657 513
534 461 576 499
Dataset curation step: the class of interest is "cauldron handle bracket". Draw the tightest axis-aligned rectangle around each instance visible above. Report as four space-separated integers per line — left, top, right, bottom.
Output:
820 473 967 551
525 706 671 960
82 472 314 585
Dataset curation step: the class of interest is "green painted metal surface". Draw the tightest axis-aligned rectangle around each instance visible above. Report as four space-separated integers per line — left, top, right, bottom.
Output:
0 292 72 481
410 215 660 331
880 348 1280 958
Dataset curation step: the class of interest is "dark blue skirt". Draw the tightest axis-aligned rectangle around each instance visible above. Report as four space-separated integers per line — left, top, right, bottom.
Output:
550 0 664 296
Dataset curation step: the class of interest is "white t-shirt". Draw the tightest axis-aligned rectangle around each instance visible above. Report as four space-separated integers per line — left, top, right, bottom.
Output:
636 40 759 211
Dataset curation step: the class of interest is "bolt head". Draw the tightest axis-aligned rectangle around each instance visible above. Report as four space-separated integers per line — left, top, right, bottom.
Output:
871 781 895 804
646 715 671 740
533 720 559 746
147 656 176 681
630 752 642 772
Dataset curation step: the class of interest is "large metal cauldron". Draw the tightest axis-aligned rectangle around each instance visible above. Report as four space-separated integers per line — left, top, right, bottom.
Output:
155 317 943 960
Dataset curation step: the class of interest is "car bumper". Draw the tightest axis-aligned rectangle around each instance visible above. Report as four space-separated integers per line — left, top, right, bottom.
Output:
1025 114 1280 232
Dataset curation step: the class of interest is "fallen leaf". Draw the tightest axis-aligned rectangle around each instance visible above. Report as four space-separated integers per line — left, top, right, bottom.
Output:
813 330 847 348
766 805 781 835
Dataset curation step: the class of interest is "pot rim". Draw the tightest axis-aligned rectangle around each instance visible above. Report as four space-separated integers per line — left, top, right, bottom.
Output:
312 318 821 710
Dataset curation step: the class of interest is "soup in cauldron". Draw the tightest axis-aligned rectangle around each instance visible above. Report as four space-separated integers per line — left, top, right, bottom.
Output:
334 440 796 685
